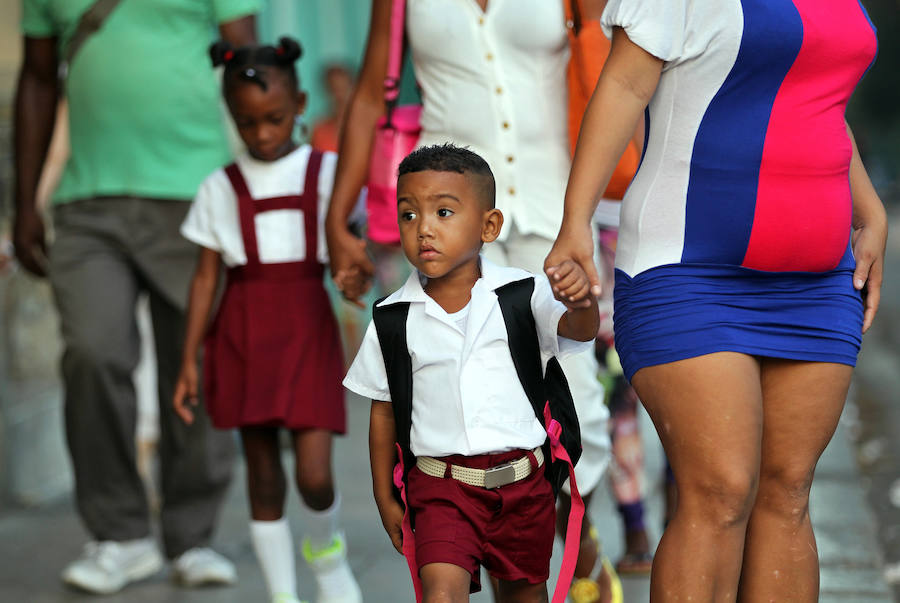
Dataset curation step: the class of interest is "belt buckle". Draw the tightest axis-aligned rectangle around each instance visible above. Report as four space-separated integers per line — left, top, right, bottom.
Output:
483 462 516 489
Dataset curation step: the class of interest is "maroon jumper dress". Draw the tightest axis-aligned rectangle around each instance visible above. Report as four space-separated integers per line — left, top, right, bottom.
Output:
203 150 346 433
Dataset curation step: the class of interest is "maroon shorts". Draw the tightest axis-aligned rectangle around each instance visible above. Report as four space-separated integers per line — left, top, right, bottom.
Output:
406 449 556 593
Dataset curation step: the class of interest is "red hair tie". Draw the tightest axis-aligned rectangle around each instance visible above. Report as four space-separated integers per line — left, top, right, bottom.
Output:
276 47 284 55
224 50 234 61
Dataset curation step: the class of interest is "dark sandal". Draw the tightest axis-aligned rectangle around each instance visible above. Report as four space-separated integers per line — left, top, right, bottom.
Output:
615 551 653 575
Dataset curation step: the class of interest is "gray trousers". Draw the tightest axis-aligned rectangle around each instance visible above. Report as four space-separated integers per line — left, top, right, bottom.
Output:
49 198 235 558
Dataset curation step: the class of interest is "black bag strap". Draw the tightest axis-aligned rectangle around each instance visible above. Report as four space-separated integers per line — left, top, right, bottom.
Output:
62 0 123 77
495 278 547 416
372 299 416 483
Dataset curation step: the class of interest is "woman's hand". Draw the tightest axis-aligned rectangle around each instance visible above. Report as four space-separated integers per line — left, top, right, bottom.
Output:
173 362 199 425
326 223 375 307
545 221 602 300
852 216 887 333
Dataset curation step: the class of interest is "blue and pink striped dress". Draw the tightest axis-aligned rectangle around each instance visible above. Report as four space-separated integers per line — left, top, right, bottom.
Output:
601 0 878 379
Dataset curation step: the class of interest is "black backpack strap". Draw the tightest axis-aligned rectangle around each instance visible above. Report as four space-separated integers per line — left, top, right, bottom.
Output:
495 278 546 414
372 299 416 488
496 277 582 495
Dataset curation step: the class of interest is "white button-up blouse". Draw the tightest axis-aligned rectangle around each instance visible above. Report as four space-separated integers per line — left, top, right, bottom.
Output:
407 0 572 242
343 258 590 457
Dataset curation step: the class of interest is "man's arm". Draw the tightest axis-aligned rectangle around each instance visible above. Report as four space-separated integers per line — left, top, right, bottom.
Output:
13 36 59 277
218 14 256 46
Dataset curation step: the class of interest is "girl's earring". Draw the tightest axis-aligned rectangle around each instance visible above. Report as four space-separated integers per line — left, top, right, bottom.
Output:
295 114 308 141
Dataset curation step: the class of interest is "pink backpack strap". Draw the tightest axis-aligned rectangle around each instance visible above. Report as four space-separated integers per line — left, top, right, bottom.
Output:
544 402 585 603
392 443 423 602
384 0 406 104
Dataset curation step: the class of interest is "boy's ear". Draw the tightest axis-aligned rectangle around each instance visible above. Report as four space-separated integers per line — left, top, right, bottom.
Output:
481 209 504 243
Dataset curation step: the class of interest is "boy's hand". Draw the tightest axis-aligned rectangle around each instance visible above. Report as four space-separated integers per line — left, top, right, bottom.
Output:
375 496 405 554
546 260 593 309
173 362 199 425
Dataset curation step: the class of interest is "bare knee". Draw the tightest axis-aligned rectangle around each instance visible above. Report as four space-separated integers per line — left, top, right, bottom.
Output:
420 563 470 603
680 469 758 531
296 462 334 510
755 463 814 525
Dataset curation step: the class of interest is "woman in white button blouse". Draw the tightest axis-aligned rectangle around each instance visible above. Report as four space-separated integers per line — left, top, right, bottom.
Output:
325 0 618 598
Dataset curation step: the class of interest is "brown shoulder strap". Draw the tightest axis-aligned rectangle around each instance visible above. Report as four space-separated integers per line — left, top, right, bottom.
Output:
64 0 124 68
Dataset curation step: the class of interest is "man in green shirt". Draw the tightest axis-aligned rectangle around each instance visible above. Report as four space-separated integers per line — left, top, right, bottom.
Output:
13 0 258 594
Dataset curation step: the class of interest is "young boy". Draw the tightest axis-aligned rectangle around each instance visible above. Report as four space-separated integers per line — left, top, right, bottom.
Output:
343 144 599 602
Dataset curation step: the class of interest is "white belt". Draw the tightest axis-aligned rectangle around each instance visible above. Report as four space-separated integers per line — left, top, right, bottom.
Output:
416 447 544 489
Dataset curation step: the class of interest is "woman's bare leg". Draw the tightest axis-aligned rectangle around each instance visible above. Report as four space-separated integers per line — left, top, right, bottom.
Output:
631 352 763 602
738 360 852 602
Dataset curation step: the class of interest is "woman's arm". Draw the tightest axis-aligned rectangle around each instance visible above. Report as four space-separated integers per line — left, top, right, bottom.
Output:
545 27 663 295
369 400 404 554
325 0 395 303
847 123 888 333
173 246 222 424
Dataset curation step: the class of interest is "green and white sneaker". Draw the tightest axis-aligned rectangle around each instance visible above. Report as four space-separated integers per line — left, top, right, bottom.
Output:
302 532 362 603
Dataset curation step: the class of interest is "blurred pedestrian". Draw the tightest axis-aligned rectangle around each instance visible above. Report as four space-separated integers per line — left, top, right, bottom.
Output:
311 63 355 154
13 0 258 594
545 0 886 599
174 38 362 603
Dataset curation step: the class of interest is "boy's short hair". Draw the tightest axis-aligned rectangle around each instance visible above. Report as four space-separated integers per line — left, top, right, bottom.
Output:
398 143 496 209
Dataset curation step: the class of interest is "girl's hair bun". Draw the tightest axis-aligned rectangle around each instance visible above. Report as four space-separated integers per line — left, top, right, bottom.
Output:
209 40 235 67
276 37 303 63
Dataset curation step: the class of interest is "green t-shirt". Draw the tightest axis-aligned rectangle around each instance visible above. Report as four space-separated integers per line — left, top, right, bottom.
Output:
21 0 260 203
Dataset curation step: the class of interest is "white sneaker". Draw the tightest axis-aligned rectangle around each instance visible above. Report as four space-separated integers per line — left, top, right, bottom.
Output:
172 547 237 587
272 593 307 603
61 538 163 594
302 532 362 603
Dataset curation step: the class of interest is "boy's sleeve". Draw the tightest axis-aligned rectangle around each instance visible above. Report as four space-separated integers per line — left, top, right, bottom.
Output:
211 0 261 24
181 174 224 252
343 321 392 402
21 0 57 38
530 275 594 359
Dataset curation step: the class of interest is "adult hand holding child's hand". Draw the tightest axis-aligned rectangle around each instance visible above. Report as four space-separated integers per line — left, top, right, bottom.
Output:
544 220 602 304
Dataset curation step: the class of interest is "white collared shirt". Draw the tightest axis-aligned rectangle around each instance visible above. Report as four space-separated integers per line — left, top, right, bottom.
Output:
343 257 591 457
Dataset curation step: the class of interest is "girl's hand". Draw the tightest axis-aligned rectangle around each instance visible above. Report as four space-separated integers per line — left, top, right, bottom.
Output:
173 363 200 425
547 259 593 309
375 496 405 554
852 217 888 333
545 221 602 300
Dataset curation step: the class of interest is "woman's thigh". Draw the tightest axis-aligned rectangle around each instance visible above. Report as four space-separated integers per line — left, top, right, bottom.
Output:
630 352 764 494
757 359 853 489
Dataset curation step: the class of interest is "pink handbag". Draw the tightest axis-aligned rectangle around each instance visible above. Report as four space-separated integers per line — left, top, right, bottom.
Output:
366 0 422 246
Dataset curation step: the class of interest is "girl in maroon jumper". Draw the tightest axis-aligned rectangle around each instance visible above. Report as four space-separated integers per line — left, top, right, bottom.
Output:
173 38 361 603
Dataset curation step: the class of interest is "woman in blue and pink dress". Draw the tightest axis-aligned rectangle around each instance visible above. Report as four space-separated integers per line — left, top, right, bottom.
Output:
545 0 886 600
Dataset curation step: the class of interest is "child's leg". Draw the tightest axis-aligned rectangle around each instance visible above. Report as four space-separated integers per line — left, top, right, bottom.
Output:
291 428 361 603
496 578 549 603
420 563 472 603
241 426 298 601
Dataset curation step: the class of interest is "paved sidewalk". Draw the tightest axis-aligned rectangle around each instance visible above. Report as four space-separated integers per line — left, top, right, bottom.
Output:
0 389 892 602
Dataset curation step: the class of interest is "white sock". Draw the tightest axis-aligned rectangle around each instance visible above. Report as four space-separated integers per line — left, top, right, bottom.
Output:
250 517 297 598
303 492 342 552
